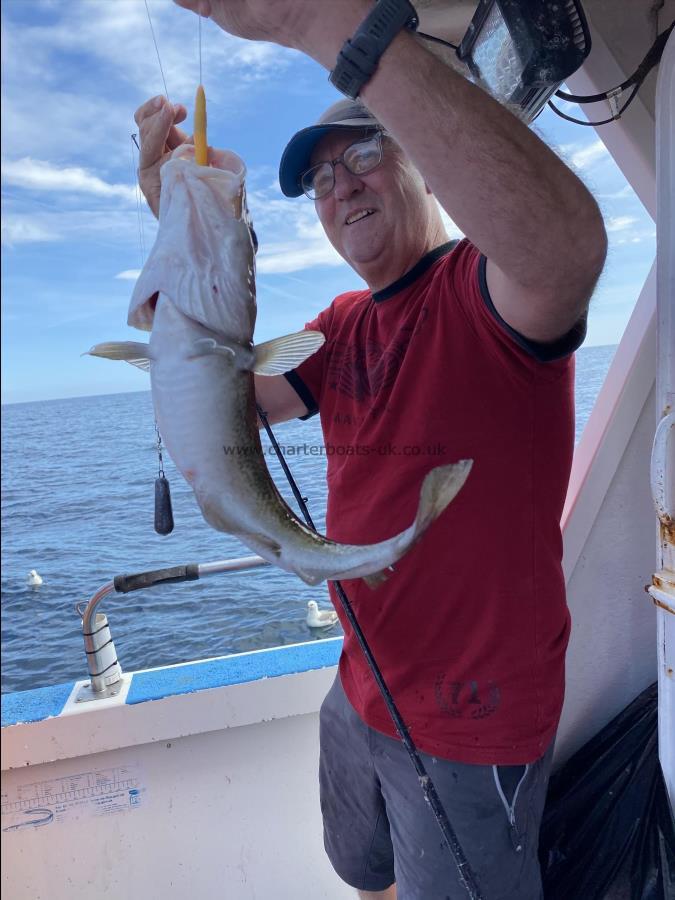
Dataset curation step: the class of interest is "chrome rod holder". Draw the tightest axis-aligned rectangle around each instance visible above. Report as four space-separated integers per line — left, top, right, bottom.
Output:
74 556 269 702
75 582 124 702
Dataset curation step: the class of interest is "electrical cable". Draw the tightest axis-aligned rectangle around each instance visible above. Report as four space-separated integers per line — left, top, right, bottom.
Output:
417 30 459 51
548 21 673 126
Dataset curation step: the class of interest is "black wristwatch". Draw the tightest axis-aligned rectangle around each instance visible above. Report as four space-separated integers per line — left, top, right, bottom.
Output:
329 0 419 99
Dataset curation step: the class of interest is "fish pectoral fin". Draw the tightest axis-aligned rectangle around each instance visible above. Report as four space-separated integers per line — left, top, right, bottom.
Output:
253 330 325 376
191 330 324 375
189 338 255 371
86 341 154 372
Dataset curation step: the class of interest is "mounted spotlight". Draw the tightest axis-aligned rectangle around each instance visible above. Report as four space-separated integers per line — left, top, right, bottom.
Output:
456 0 591 121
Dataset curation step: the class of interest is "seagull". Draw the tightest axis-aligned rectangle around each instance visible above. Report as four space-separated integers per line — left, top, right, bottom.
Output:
306 600 338 629
27 570 43 587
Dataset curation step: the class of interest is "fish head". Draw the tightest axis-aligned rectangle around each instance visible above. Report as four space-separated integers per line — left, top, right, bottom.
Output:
128 144 257 342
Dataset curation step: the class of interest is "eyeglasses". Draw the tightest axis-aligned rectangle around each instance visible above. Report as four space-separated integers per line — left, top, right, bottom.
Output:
300 132 384 200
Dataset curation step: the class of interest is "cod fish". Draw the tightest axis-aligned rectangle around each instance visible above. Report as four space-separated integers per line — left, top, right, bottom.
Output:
88 145 472 585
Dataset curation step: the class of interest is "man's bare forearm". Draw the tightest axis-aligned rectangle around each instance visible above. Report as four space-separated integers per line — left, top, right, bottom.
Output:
173 0 607 334
299 5 606 322
364 33 605 304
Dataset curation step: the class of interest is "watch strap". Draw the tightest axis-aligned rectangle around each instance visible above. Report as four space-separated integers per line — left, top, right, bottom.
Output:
329 0 418 99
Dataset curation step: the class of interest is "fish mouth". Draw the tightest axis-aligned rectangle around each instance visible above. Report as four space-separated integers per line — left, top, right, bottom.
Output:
344 208 376 226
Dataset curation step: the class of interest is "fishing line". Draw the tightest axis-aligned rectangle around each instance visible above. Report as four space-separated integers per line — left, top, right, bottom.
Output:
144 0 171 103
138 8 176 534
154 424 174 535
199 13 203 86
256 405 482 900
129 134 147 265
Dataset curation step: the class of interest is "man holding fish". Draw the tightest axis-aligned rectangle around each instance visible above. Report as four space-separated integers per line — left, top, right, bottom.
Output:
133 0 607 896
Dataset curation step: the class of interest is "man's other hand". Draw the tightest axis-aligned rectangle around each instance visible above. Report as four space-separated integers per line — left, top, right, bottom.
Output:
134 96 189 218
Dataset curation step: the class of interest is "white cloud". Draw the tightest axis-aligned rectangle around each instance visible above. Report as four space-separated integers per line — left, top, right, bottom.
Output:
614 231 656 246
1 1 295 181
246 189 343 274
562 139 610 171
0 87 139 165
606 215 637 233
257 241 343 274
1 216 60 245
598 184 633 201
2 1 291 111
0 206 156 248
115 270 141 281
3 158 137 203
604 214 655 248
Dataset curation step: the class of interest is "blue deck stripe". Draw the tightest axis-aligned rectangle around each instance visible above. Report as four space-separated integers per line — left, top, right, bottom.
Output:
126 638 342 705
1 682 75 727
1 639 343 726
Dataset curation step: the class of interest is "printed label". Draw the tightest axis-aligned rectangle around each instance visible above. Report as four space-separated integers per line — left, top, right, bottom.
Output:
1 765 145 833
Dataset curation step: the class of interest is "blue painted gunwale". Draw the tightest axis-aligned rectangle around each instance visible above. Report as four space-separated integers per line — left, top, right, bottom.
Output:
1 638 343 728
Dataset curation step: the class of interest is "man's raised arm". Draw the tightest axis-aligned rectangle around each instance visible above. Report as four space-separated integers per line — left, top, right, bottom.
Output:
175 0 607 344
255 374 310 426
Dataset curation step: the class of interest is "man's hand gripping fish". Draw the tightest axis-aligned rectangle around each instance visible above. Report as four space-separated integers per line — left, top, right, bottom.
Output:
88 144 472 586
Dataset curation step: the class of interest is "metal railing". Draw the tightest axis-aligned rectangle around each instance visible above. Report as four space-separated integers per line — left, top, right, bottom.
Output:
74 554 269 700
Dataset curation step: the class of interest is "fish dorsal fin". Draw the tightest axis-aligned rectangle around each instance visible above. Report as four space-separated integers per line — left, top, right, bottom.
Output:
253 330 325 376
86 341 153 372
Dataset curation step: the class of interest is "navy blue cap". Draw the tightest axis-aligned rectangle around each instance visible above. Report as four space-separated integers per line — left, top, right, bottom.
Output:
279 99 381 198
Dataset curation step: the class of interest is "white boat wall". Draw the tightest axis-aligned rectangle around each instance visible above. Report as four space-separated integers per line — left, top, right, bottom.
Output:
2 2 674 897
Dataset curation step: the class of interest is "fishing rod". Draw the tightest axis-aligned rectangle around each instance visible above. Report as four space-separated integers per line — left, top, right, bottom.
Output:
256 406 483 900
136 6 481 896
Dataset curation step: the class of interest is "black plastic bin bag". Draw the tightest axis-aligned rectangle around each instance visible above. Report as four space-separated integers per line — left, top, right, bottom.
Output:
540 682 675 899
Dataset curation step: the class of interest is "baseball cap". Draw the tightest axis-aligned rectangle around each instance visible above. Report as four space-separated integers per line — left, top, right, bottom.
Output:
279 99 382 198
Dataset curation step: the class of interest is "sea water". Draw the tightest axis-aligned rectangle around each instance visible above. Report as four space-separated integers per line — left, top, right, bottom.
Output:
1 343 617 694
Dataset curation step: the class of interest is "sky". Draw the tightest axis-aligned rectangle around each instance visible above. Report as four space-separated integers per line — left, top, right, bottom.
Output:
1 0 657 404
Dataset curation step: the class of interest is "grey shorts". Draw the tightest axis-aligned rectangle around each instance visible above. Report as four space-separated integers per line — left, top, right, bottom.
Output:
319 676 554 900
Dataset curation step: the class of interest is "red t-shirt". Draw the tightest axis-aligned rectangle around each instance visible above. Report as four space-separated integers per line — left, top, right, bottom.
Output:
289 239 580 764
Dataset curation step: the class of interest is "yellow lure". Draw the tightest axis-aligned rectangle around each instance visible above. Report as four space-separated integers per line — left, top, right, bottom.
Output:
194 84 208 166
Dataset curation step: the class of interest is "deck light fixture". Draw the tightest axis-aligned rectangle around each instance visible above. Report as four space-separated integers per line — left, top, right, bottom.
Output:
456 0 591 121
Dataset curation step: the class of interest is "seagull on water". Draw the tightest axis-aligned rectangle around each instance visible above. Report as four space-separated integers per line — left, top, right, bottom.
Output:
306 600 338 629
27 570 43 587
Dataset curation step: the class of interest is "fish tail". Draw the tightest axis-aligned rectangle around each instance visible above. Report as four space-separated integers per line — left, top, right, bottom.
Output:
290 460 473 586
409 460 473 540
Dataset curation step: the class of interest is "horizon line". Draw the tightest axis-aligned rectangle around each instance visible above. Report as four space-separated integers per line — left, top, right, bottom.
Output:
1 341 621 407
